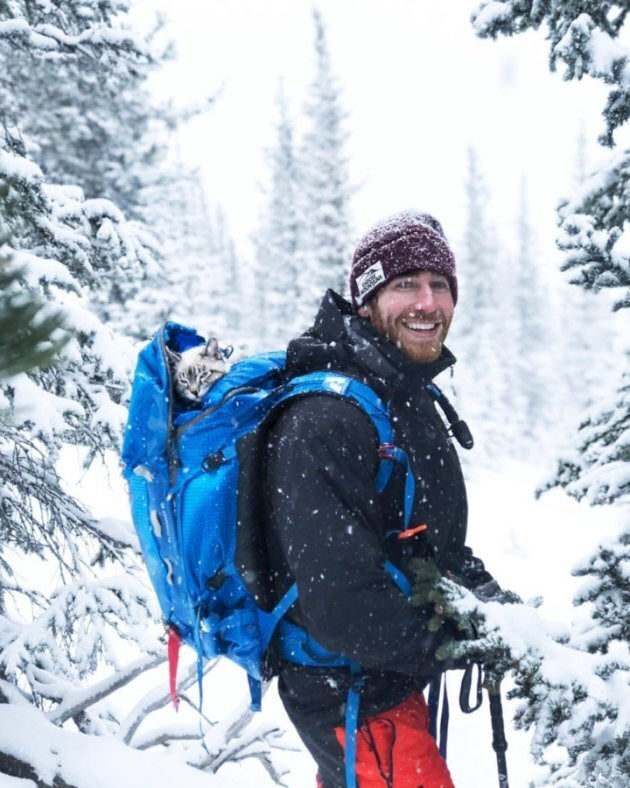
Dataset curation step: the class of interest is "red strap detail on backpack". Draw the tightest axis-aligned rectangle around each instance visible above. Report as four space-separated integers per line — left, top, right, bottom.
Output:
397 524 428 540
378 443 396 460
167 626 181 711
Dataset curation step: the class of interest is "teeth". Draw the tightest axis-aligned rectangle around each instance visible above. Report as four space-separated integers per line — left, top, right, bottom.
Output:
406 322 437 330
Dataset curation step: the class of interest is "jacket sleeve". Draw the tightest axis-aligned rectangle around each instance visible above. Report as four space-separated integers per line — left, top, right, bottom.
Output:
266 394 447 677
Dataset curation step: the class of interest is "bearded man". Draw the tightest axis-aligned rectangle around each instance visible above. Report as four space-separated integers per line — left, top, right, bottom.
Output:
264 211 494 788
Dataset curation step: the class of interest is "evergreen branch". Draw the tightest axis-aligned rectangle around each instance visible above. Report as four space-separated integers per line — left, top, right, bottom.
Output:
410 558 630 777
0 18 150 61
0 256 68 379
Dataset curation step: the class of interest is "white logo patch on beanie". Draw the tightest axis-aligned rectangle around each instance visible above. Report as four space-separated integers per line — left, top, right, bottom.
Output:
356 261 385 301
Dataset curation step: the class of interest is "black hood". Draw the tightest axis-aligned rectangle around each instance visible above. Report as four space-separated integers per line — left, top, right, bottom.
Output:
286 289 456 396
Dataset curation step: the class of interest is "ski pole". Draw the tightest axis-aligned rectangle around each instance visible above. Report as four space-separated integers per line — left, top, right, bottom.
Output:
487 680 509 788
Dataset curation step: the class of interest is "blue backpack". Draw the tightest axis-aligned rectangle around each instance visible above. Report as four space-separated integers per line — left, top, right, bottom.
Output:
122 322 414 692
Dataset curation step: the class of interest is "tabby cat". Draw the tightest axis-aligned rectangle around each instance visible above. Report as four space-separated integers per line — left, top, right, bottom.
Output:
166 337 231 402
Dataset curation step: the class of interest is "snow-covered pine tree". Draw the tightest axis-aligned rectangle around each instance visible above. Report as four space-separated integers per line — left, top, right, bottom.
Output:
0 15 162 785
1 6 287 784
554 128 619 433
0 1 163 331
2 0 164 220
298 8 354 325
0 0 224 343
0 0 158 680
450 147 512 461
471 3 630 782
472 1 629 307
0 186 66 379
410 558 630 786
544 363 630 506
510 175 555 443
253 85 304 346
125 165 227 344
208 205 244 336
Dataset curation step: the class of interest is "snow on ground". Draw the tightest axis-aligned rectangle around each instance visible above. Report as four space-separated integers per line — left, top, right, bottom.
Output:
55 450 621 787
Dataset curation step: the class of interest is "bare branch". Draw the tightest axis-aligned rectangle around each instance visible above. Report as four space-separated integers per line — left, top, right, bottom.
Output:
118 658 219 745
48 653 164 725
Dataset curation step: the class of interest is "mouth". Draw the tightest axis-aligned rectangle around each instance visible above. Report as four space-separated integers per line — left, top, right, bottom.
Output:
400 318 442 338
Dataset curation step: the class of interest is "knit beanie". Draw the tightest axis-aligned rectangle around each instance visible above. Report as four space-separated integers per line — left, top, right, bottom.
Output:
348 210 458 308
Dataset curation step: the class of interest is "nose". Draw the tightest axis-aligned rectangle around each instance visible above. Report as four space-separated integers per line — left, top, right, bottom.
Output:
411 283 438 312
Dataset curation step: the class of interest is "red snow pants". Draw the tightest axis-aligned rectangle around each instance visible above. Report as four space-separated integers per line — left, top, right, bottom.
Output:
326 691 455 788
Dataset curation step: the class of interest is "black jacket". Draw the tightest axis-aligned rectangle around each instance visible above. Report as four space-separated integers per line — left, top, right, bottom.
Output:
265 290 491 728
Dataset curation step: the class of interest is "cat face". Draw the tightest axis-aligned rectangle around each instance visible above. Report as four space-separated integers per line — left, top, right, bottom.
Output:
167 337 229 402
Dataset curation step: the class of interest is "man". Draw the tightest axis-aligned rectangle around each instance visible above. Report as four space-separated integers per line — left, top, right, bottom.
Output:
265 211 493 787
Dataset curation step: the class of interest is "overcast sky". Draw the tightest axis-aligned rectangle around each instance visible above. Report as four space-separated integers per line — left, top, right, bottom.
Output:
147 0 620 262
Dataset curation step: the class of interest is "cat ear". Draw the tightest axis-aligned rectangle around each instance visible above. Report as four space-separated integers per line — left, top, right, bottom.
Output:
165 346 181 363
203 337 220 358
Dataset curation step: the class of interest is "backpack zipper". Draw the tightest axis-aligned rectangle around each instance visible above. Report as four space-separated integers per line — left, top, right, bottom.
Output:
159 329 182 485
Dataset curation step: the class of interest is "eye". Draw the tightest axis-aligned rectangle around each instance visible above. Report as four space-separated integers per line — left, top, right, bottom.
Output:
431 279 449 291
395 278 416 290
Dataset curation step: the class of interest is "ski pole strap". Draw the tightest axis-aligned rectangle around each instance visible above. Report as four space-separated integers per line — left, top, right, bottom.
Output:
459 661 483 713
488 683 509 788
427 673 449 760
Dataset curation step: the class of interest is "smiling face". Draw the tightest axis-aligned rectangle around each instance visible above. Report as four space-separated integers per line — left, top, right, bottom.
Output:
358 270 454 363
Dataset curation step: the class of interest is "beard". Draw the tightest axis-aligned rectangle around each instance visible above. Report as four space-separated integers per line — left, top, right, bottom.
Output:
369 308 452 363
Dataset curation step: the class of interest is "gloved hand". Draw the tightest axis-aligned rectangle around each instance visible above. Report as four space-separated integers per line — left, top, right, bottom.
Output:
410 559 476 640
469 578 522 605
410 559 519 680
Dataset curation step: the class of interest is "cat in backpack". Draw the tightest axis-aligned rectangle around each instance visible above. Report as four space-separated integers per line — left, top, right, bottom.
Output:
166 336 231 402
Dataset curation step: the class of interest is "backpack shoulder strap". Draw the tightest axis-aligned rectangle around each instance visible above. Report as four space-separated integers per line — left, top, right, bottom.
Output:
277 371 395 490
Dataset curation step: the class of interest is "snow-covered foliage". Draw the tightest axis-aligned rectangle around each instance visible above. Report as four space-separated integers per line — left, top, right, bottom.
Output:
556 146 630 310
450 148 512 458
471 1 629 146
0 0 160 216
469 4 630 782
0 3 285 784
0 248 67 379
542 365 630 506
252 10 354 346
253 87 304 345
297 8 354 322
0 667 295 786
450 151 559 463
0 143 145 452
0 0 159 738
411 553 630 786
472 2 630 308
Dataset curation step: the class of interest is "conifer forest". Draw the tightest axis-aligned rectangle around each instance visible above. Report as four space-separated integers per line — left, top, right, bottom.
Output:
0 1 628 786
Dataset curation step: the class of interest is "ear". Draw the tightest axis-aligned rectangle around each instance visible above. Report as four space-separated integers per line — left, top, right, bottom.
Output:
165 346 181 363
357 304 370 319
203 337 220 358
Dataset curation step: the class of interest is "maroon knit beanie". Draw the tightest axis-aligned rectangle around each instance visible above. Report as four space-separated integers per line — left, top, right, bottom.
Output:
349 210 458 309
